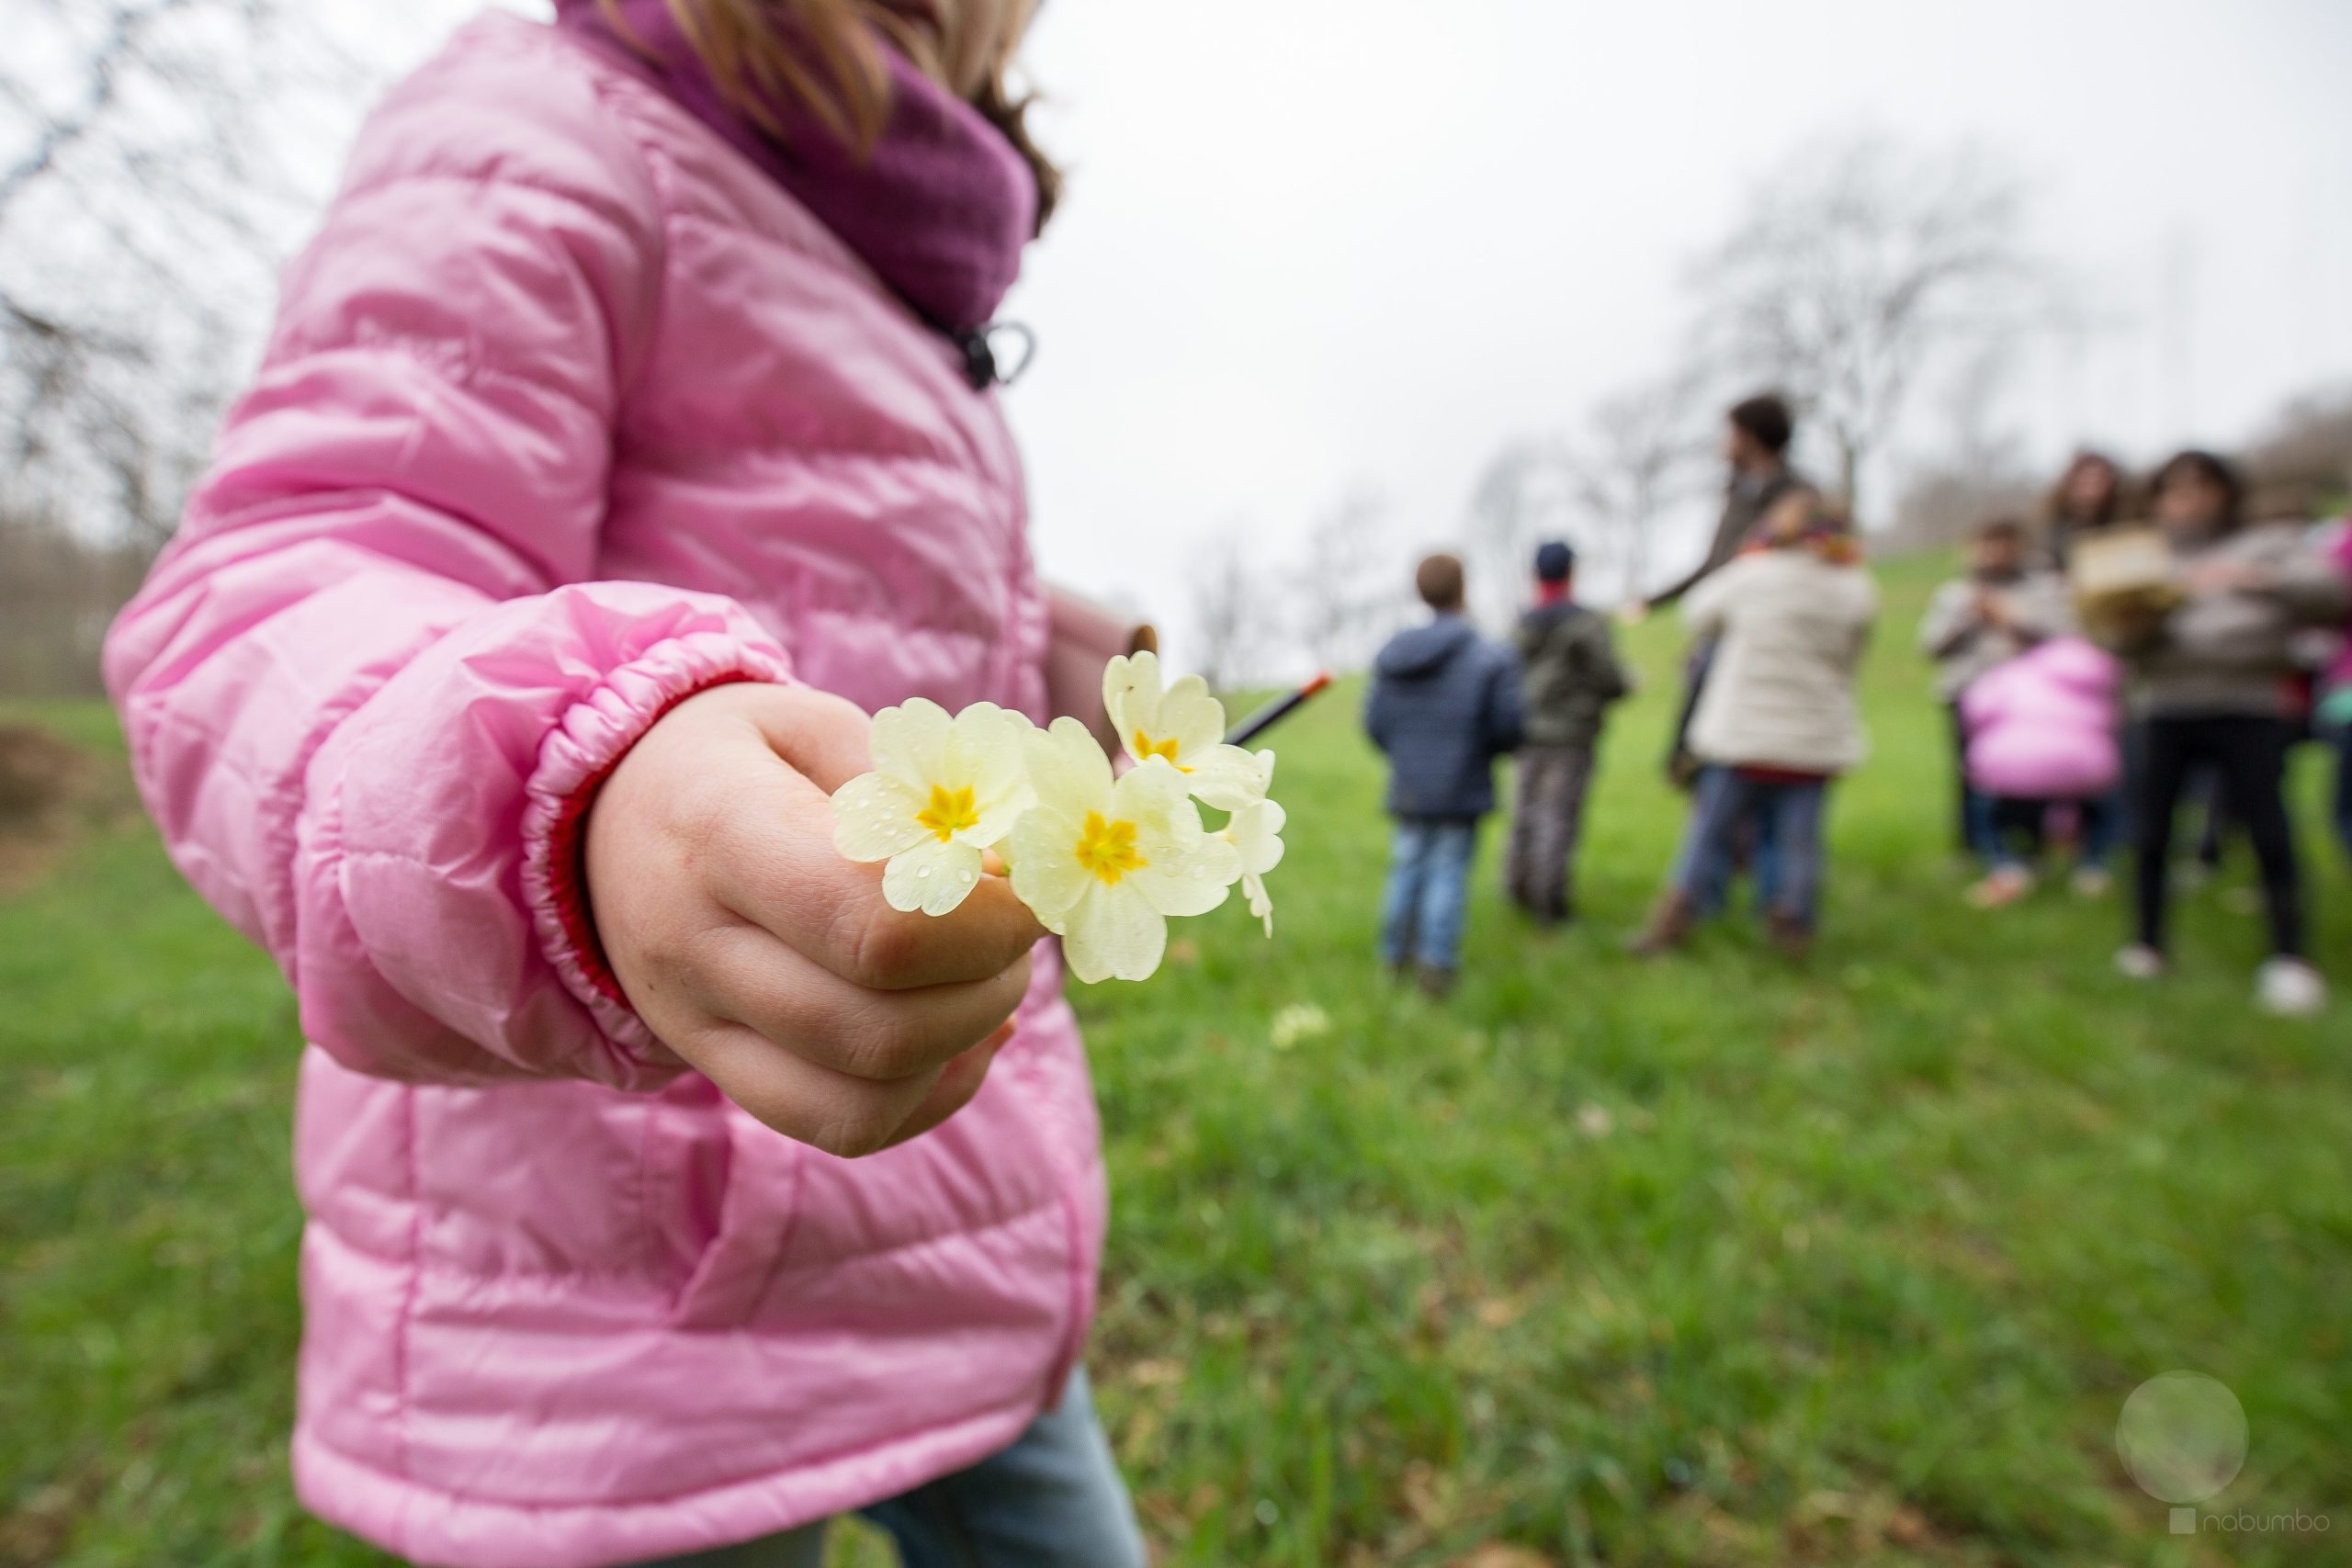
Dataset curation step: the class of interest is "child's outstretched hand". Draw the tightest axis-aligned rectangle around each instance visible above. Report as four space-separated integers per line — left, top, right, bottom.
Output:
585 683 1045 1157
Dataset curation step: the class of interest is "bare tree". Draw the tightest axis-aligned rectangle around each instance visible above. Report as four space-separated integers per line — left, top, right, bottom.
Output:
1464 438 1589 627
2246 385 2352 499
1 0 360 548
1291 485 1408 673
1464 439 1543 596
1557 371 1712 603
1690 133 2034 518
1188 532 1283 698
1880 340 2038 552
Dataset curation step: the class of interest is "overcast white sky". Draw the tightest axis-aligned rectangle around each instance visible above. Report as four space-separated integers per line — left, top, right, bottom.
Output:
379 2 2350 664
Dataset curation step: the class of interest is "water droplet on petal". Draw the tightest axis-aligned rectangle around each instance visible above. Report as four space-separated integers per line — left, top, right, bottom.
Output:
917 865 933 878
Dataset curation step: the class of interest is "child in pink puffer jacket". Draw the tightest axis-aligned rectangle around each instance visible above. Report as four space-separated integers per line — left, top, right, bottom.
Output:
1960 636 2126 902
101 6 1146 1567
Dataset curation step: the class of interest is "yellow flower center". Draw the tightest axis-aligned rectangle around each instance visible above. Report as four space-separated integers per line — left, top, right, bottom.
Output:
1132 728 1182 767
1074 810 1147 886
914 783 980 842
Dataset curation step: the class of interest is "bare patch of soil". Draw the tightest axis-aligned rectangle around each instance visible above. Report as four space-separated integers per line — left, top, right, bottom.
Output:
0 726 100 895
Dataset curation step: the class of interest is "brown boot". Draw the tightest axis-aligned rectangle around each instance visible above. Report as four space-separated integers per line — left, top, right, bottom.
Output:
1626 893 1694 958
1414 961 1458 999
1768 910 1813 963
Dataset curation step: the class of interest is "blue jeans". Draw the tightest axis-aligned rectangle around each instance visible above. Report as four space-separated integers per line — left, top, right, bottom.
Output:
636 1370 1145 1568
2080 792 2121 866
1673 767 1830 929
1973 794 2118 871
1670 767 1784 917
1379 817 1478 970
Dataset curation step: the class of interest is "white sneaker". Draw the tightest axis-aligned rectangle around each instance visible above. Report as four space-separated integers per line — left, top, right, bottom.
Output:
2115 944 2166 981
2071 866 2114 899
2256 959 2327 1018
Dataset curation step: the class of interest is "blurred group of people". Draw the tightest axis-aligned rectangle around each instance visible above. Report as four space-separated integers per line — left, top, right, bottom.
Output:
1363 396 2352 1018
1364 394 1872 990
1927 447 2350 1016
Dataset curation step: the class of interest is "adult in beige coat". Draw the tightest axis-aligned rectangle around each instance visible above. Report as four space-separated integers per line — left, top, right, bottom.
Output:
1632 496 1879 958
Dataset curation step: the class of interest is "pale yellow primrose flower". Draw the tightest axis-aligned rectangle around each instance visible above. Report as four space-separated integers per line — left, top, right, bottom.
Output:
831 698 1035 916
1269 1002 1329 1049
1008 717 1242 983
1222 750 1285 936
1102 650 1268 810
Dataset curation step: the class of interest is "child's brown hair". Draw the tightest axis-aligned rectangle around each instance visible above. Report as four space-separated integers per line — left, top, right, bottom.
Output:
1974 516 2029 547
1753 490 1860 564
2040 449 2128 528
1416 554 1466 611
603 0 1061 228
2151 449 2246 534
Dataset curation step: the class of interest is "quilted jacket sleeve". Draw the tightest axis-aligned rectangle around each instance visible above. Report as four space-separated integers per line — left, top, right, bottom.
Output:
103 107 788 1090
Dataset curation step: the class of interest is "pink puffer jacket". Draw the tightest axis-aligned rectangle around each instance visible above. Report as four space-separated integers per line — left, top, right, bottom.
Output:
2324 521 2352 694
1960 637 2123 801
101 16 1103 1568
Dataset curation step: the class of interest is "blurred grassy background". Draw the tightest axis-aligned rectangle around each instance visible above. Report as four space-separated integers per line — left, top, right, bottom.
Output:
4 553 2347 1566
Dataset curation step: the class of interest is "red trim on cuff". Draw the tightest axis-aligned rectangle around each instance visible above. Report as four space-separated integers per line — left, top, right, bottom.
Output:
541 671 763 1010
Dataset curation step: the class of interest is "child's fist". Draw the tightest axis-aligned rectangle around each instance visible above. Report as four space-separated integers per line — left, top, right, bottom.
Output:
584 682 1045 1156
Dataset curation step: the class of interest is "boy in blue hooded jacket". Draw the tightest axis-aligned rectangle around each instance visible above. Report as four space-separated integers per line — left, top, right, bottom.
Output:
1364 553 1525 995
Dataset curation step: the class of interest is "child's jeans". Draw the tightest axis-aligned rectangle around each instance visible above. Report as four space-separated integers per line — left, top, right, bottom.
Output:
1673 767 1829 929
635 1370 1145 1568
1680 772 1781 918
1379 817 1478 971
1946 701 1977 855
1975 794 2120 871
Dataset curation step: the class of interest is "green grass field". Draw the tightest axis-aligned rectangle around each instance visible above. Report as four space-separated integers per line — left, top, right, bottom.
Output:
5 554 2348 1567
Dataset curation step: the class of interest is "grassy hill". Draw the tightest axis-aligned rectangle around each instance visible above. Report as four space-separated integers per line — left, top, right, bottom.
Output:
5 553 2348 1566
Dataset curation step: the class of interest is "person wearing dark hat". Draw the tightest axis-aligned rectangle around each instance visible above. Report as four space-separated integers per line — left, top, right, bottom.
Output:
1504 540 1632 925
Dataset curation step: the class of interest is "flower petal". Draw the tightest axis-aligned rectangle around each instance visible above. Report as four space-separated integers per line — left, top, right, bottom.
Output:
1026 716 1114 821
1062 880 1168 983
1243 872 1274 936
869 697 955 790
1008 806 1094 922
1102 651 1163 761
882 836 986 916
1109 752 1193 818
1228 797 1287 875
1114 765 1239 917
955 703 1036 840
1157 673 1228 758
1185 744 1272 810
831 773 932 862
1132 831 1240 918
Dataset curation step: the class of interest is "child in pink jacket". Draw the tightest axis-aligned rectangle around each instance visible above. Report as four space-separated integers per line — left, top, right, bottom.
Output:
1959 637 2125 902
102 6 1143 1567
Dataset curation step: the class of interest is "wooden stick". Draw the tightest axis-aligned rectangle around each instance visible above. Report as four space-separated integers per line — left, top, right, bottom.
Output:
1224 673 1333 749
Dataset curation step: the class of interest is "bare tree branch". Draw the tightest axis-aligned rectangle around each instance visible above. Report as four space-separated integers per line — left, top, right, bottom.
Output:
1189 532 1283 697
0 0 361 551
1557 368 1713 603
1689 133 2039 518
1291 486 1407 673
